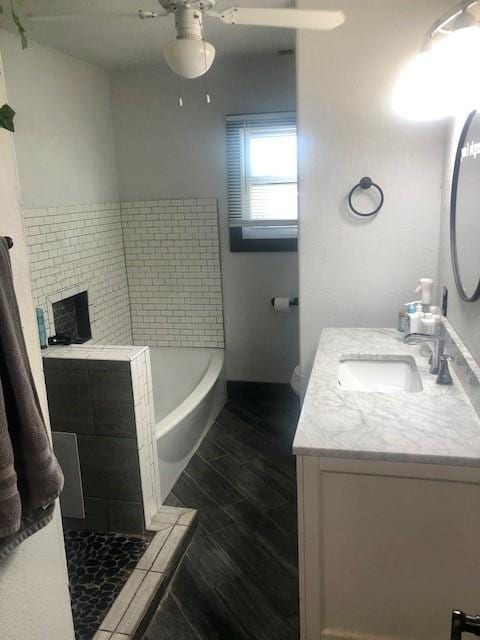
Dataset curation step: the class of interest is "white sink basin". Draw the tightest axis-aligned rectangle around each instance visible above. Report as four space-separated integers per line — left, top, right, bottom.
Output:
337 355 423 393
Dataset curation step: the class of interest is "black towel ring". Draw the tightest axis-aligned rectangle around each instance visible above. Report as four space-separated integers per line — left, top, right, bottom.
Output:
348 176 384 217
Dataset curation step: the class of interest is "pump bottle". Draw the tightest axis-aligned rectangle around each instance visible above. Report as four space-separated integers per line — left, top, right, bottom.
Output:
404 301 424 333
415 278 434 310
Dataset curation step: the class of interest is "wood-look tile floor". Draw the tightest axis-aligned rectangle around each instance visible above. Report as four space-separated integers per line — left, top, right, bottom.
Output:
143 397 301 640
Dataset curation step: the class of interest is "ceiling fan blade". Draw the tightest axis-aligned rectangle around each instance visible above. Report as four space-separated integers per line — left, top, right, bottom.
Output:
213 7 345 30
25 10 162 23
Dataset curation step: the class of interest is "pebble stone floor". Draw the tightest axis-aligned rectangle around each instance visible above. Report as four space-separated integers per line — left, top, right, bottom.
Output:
143 395 301 640
64 529 150 640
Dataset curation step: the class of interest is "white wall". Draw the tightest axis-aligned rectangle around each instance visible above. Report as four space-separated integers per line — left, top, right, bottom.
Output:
438 117 480 365
111 55 298 383
0 54 74 640
0 29 119 208
297 0 451 386
0 30 132 346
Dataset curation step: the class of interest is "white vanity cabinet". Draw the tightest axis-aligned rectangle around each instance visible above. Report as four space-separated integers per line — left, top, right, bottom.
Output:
297 455 480 640
294 326 480 640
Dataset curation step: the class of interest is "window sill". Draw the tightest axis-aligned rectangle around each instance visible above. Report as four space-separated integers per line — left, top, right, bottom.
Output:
229 227 298 252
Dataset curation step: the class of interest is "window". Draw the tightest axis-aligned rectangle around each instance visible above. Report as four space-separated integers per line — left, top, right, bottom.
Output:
226 112 298 252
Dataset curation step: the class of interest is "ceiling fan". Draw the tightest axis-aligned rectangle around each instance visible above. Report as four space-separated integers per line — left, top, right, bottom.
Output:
26 0 345 79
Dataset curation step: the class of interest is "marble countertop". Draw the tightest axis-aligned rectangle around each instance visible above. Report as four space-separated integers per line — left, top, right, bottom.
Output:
293 328 480 466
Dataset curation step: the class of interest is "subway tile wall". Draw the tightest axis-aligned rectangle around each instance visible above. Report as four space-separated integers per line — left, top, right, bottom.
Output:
23 203 132 345
23 199 224 349
121 199 224 349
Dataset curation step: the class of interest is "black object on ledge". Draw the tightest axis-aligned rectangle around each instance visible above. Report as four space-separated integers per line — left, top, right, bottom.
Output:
5 236 13 249
348 176 384 217
451 610 480 640
48 334 72 347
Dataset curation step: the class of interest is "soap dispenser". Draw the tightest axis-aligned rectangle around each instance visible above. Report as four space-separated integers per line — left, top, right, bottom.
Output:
430 305 443 334
404 303 415 333
415 278 434 310
421 312 435 335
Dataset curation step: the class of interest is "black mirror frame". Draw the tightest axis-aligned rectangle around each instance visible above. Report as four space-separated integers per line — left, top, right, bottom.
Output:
450 109 480 303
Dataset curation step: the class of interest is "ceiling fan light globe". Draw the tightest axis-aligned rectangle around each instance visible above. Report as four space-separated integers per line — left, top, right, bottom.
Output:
164 38 215 79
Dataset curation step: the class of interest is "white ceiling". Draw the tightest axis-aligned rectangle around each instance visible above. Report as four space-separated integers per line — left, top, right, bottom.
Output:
4 0 296 69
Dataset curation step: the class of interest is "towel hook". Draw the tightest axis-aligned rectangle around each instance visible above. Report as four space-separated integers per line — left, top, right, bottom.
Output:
348 177 384 217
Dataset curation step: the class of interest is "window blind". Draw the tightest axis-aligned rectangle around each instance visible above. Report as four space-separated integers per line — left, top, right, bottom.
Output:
226 112 298 233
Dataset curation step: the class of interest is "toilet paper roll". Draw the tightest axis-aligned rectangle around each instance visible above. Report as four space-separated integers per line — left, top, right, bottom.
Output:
273 297 290 313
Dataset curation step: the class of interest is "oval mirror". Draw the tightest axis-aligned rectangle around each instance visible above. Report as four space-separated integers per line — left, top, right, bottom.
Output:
451 110 480 302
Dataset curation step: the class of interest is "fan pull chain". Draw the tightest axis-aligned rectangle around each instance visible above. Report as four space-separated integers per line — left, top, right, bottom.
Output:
200 19 212 104
176 75 184 107
204 72 211 104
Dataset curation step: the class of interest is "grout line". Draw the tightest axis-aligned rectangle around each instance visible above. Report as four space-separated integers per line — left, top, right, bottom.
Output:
99 569 147 634
118 202 135 344
136 527 172 571
170 591 205 640
166 490 185 508
191 454 250 502
116 571 164 635
183 466 243 509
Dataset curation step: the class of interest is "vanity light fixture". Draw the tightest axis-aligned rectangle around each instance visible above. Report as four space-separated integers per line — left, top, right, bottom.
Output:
392 47 451 121
393 1 480 120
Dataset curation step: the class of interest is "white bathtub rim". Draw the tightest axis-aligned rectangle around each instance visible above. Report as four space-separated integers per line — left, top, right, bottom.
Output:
155 348 224 441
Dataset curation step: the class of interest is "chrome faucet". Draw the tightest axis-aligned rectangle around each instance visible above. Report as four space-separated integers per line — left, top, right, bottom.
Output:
403 332 446 375
436 354 454 385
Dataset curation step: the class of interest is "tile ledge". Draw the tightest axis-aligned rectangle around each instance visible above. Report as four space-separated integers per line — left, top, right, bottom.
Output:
96 508 197 639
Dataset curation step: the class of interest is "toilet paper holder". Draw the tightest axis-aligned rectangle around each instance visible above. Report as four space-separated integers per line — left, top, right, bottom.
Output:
270 297 299 308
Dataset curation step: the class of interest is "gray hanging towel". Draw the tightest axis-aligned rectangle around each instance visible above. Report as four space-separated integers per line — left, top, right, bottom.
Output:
0 237 63 558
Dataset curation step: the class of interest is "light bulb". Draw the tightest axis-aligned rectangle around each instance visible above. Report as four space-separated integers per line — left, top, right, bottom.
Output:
393 22 480 120
434 26 480 113
392 48 452 120
164 38 215 79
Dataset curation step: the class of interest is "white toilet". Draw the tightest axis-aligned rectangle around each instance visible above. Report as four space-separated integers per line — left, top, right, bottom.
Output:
290 364 301 397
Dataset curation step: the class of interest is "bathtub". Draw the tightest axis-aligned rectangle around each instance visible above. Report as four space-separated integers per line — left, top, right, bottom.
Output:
150 347 226 502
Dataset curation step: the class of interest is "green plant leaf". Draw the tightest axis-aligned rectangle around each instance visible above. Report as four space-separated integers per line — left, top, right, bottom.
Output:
10 0 27 49
0 0 27 48
0 104 15 132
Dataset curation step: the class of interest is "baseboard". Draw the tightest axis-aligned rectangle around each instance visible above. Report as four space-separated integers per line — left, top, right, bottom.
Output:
227 380 297 402
321 629 406 640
